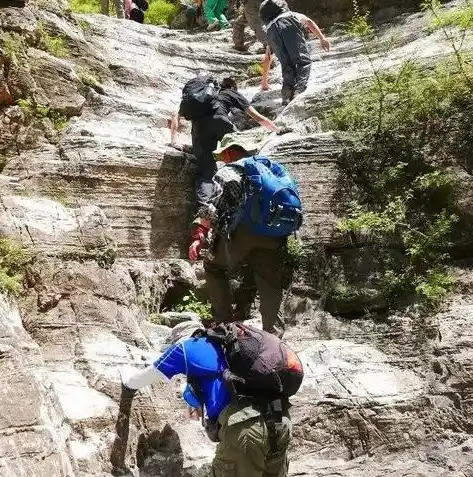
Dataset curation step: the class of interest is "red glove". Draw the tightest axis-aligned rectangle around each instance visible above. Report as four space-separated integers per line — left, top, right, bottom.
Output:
189 223 209 261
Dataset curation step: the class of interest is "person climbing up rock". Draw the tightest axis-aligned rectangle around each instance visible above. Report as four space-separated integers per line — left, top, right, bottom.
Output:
189 133 303 338
169 76 279 209
125 0 149 23
259 0 331 105
203 0 229 30
121 320 303 477
232 0 265 52
102 0 125 18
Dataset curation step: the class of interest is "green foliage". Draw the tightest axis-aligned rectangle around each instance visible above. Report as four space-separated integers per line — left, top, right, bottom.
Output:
0 239 32 296
282 236 307 272
17 98 69 131
0 32 26 65
37 22 69 58
247 62 264 78
347 0 374 40
146 0 180 26
77 18 92 31
323 6 473 310
78 70 105 94
423 0 473 30
94 245 117 269
70 0 101 13
173 291 212 321
415 270 456 302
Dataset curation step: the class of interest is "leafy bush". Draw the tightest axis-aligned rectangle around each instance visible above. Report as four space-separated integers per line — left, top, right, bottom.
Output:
247 62 264 78
37 22 69 58
17 98 69 131
146 0 180 26
322 0 473 309
94 245 117 269
0 239 32 296
0 32 26 65
173 291 212 321
70 0 101 13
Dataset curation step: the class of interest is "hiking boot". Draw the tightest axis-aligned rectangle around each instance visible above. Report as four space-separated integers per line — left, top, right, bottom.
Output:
207 20 220 31
232 45 248 52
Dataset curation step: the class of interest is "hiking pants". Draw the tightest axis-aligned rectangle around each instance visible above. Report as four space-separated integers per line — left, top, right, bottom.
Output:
213 399 291 477
191 116 235 208
101 0 125 18
204 0 229 27
232 0 266 49
267 16 311 104
204 225 285 337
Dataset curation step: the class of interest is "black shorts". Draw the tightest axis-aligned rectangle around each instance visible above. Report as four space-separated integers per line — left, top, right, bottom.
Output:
130 8 144 23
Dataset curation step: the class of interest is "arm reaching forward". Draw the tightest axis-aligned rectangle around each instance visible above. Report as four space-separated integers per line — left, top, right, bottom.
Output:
246 106 279 132
301 15 331 52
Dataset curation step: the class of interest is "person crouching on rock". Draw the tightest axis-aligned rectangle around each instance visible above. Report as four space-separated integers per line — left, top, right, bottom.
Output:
169 77 279 211
121 319 303 477
259 0 331 105
189 133 303 338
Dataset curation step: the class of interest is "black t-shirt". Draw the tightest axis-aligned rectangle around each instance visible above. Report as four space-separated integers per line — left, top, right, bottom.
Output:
215 89 250 117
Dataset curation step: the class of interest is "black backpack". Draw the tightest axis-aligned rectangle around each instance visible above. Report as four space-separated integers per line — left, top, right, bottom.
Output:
191 323 304 401
179 76 219 121
134 0 149 10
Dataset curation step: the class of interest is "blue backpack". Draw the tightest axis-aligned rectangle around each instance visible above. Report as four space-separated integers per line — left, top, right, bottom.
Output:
233 156 303 237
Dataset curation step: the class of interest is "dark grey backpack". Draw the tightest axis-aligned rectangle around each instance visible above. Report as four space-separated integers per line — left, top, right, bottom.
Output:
192 323 304 400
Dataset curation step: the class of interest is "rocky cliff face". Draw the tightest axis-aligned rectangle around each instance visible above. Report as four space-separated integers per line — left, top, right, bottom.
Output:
1 2 473 477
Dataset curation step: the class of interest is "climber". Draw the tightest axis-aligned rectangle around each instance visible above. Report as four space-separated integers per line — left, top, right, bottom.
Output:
232 0 265 52
232 0 273 90
202 0 230 31
259 0 331 105
169 76 279 209
125 0 149 23
121 320 303 477
101 0 125 19
188 133 303 337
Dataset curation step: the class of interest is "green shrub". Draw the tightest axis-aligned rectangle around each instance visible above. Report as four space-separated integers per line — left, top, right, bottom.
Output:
146 0 179 26
322 1 473 310
0 239 32 296
247 62 264 78
17 98 69 131
94 245 117 269
173 291 212 321
424 0 473 31
70 0 101 13
37 22 69 58
0 32 26 65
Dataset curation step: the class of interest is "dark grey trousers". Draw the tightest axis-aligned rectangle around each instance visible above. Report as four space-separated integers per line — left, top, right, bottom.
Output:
191 116 235 207
267 15 312 103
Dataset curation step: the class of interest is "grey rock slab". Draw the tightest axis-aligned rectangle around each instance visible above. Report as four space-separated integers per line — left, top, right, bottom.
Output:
297 339 424 404
159 311 201 328
0 194 113 254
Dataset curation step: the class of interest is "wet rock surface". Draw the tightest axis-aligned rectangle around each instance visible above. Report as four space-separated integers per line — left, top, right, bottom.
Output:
0 2 473 477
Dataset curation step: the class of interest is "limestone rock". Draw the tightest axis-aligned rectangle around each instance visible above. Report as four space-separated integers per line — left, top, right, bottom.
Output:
159 311 201 328
0 3 472 477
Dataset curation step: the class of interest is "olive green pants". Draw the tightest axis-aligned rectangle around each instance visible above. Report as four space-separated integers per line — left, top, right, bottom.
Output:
213 400 291 477
232 0 266 49
204 225 285 337
101 0 125 18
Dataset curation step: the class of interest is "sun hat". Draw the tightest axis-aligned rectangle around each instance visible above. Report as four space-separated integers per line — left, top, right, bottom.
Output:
213 133 260 157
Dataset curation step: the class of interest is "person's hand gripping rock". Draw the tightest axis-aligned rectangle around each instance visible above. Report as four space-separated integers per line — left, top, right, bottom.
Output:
189 222 210 261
